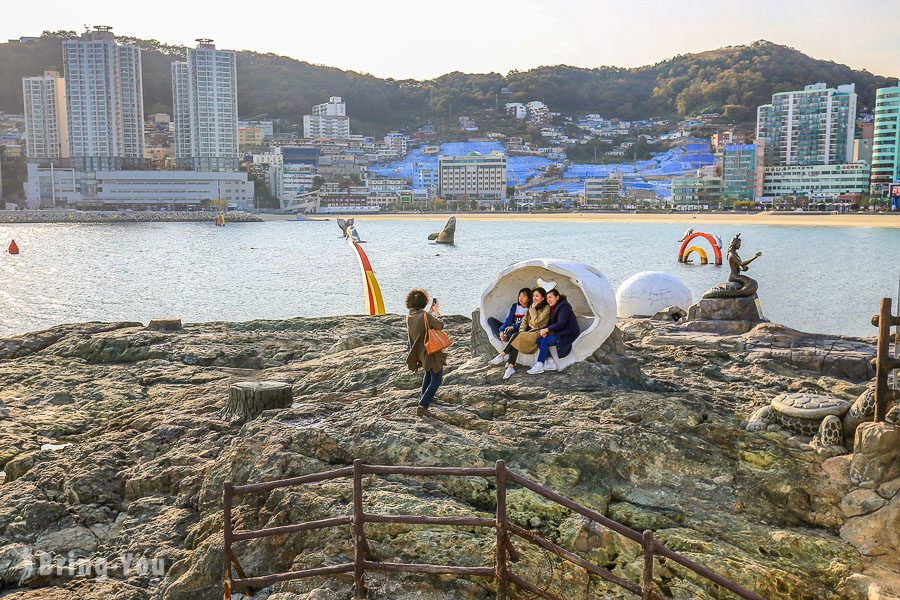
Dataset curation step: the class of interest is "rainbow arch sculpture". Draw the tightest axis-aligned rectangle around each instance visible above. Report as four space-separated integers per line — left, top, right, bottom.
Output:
678 232 722 265
349 240 386 315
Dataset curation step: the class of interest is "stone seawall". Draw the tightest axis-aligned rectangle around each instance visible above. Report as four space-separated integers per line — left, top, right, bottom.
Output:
0 210 263 224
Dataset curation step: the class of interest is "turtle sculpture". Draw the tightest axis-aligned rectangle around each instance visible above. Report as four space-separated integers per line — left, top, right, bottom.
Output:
746 389 878 457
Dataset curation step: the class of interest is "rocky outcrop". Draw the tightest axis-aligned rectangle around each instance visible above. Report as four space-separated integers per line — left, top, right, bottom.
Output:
0 315 895 599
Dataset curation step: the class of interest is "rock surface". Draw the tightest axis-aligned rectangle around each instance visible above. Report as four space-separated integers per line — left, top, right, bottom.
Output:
0 315 895 599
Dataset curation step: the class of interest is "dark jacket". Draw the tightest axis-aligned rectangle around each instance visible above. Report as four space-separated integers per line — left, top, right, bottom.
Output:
499 303 527 333
546 299 580 358
406 309 447 374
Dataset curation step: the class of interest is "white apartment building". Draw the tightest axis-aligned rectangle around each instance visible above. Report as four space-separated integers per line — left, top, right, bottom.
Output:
25 164 253 209
368 177 410 192
63 27 144 170
22 70 69 161
384 132 408 155
525 101 551 124
761 163 870 200
505 103 526 119
584 174 623 205
756 83 857 167
438 153 507 205
303 96 350 139
172 40 239 171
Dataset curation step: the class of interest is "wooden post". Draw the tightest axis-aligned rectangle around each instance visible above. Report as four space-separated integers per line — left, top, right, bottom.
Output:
873 298 900 422
495 460 509 600
223 481 233 600
224 381 293 423
642 530 655 600
353 459 367 599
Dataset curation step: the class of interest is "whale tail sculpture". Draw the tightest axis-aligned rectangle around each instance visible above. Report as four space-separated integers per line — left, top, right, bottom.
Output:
428 216 456 245
337 217 362 243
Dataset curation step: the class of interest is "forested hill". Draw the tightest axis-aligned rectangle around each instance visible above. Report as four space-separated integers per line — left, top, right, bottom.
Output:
0 33 894 127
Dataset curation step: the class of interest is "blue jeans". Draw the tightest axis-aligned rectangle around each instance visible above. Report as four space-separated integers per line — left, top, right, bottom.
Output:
420 369 443 408
537 335 558 363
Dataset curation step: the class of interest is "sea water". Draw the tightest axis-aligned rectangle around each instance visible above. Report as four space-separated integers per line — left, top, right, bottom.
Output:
0 220 897 338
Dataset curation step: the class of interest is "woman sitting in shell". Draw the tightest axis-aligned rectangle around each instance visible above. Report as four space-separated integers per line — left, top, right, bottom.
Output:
490 286 551 379
529 287 581 375
486 287 533 342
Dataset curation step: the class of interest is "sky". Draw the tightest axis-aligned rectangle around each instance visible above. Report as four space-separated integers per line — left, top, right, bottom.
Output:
4 0 898 80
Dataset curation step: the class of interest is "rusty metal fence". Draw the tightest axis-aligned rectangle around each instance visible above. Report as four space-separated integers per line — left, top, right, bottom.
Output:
223 459 764 600
872 297 900 422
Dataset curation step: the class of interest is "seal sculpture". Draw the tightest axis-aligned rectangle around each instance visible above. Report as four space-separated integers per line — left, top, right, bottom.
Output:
428 216 456 245
480 259 616 370
702 233 761 299
745 389 880 456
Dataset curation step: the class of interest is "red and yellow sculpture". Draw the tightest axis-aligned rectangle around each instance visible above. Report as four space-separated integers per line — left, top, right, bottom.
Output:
339 218 385 315
677 229 723 266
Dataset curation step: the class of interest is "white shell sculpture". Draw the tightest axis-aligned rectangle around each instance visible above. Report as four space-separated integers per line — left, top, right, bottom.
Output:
480 259 617 368
615 271 692 318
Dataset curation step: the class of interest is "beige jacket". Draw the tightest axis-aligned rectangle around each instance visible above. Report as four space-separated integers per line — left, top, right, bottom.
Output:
511 304 550 354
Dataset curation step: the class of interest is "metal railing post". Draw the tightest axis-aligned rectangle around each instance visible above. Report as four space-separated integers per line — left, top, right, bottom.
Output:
642 530 655 600
223 481 234 600
495 460 509 599
353 459 367 599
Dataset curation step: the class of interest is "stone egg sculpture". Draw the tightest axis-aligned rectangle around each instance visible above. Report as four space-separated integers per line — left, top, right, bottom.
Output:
616 271 692 318
480 259 617 368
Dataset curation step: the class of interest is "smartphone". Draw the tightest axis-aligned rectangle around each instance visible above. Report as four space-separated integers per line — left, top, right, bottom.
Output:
431 298 438 306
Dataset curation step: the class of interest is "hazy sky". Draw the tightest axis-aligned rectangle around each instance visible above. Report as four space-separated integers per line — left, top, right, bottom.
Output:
4 0 898 79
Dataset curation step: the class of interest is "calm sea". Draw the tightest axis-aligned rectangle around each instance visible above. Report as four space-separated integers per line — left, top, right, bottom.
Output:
0 220 897 338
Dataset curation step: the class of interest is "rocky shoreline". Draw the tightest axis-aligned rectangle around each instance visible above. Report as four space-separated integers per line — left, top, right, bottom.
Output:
0 210 263 224
0 315 897 599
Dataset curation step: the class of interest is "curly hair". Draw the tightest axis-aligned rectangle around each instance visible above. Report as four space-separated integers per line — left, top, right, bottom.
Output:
405 288 429 310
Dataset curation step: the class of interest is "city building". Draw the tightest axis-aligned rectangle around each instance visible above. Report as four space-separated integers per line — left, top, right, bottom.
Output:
438 152 507 205
63 26 145 170
583 173 623 206
24 164 253 209
761 163 870 200
238 127 264 148
721 144 761 204
672 169 723 209
505 103 526 119
384 132 408 155
303 96 350 139
238 119 274 139
756 83 856 167
870 84 900 196
525 101 551 125
171 40 239 171
22 70 69 161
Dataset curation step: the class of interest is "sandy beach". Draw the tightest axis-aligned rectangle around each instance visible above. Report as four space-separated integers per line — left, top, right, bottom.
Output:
261 211 900 228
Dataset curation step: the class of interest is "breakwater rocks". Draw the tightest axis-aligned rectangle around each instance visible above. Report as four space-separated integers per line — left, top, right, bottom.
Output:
0 316 897 599
0 210 263 224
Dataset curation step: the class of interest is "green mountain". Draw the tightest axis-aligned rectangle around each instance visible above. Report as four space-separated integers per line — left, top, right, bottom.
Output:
0 34 895 129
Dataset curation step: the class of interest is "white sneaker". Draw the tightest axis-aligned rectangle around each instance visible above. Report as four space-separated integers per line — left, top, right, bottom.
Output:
544 358 558 371
490 353 506 366
527 362 545 375
502 366 515 380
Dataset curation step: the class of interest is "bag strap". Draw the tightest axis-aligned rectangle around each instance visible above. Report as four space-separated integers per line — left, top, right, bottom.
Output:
422 312 430 331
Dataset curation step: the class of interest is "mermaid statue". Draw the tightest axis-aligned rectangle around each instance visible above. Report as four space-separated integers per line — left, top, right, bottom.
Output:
702 234 762 299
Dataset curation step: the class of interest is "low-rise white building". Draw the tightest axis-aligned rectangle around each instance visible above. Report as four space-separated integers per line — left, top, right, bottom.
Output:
761 163 870 200
505 103 526 119
383 132 408 155
25 164 254 209
303 96 350 139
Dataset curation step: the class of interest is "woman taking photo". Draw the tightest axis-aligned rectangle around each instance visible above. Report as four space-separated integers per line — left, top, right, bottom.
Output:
405 288 446 416
530 288 580 375
498 287 550 380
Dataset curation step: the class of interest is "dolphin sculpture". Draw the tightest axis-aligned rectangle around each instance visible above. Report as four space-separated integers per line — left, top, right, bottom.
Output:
337 217 362 243
427 216 456 245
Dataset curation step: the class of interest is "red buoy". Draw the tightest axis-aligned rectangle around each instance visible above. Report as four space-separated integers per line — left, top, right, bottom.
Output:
8 240 19 254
